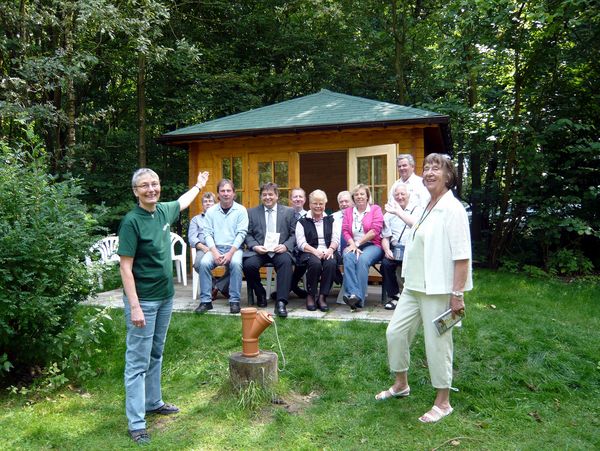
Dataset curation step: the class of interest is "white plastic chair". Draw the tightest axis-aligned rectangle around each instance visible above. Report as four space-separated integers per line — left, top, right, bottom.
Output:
191 247 200 300
85 235 120 289
170 232 187 286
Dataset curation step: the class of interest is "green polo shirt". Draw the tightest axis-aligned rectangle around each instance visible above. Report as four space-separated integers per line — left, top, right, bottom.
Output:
117 201 180 300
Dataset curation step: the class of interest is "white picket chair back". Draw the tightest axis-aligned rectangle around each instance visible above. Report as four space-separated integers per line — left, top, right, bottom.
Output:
85 235 120 289
170 232 187 286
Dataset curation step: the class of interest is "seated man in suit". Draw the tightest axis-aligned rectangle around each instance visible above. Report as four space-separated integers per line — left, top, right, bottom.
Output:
243 182 296 318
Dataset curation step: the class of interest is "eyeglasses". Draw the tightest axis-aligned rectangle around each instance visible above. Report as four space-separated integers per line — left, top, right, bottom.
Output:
135 181 160 190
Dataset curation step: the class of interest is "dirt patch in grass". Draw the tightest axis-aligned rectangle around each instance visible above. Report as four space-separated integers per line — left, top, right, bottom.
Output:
252 390 319 423
150 414 178 431
273 390 319 414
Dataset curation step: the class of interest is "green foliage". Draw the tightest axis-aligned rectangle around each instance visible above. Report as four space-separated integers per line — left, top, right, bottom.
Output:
1 0 599 270
522 264 551 279
1 270 600 448
548 249 594 276
0 129 99 382
0 354 13 378
235 380 276 411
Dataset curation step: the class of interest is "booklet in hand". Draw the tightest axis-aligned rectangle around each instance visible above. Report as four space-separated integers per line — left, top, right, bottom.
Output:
264 232 280 252
432 308 464 335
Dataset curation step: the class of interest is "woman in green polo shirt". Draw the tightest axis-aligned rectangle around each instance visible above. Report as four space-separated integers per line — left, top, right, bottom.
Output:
118 168 208 445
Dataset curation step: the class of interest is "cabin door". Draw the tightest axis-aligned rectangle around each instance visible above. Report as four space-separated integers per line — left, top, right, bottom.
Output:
348 144 397 206
248 152 299 207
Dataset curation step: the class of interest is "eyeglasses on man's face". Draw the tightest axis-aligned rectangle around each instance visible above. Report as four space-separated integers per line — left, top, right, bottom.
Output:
135 181 160 190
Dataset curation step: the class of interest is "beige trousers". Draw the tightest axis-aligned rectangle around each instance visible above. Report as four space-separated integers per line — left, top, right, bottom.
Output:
386 289 454 388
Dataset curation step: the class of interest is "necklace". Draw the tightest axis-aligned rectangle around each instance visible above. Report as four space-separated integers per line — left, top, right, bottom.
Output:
139 205 156 218
412 196 442 239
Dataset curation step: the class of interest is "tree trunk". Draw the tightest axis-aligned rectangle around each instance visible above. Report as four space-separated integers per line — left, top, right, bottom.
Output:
465 43 481 241
391 0 406 104
489 49 522 268
137 52 147 167
65 7 76 152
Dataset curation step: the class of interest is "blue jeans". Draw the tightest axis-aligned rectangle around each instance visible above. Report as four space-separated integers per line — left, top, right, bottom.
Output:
343 245 383 306
199 245 243 303
123 296 173 431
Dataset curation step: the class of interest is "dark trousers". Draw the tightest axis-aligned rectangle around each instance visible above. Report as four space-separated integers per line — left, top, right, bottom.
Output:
291 263 307 289
381 257 403 298
243 253 293 303
299 253 337 297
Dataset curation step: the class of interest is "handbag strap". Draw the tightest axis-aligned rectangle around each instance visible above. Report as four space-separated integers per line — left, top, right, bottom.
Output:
395 206 416 245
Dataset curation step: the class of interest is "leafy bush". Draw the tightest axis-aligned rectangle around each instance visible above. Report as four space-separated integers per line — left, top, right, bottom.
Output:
0 129 98 383
548 248 594 276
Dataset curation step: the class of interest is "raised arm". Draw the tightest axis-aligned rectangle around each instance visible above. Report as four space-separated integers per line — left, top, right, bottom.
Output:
177 171 209 211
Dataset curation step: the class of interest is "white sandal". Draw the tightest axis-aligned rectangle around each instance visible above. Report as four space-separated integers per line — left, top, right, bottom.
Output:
375 385 410 401
418 405 453 423
384 299 397 310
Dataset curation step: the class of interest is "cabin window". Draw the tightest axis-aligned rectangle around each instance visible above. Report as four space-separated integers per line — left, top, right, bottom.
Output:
357 155 387 206
222 156 243 203
257 160 290 204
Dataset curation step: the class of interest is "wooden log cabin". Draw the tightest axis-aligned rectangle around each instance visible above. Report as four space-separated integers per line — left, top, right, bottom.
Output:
157 89 451 219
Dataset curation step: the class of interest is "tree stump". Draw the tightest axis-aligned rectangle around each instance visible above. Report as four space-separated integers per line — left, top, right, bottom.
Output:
229 351 278 390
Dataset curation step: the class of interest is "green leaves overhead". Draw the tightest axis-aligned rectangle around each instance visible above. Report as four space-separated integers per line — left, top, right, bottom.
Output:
1 0 598 271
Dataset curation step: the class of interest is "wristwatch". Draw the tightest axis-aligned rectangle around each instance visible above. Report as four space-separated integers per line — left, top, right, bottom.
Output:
451 291 464 298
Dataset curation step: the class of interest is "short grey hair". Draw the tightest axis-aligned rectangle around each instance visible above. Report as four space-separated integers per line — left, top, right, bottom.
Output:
131 168 159 188
337 190 351 203
396 154 415 167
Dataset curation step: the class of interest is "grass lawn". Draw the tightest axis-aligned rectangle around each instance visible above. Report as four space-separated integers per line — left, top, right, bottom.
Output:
1 269 599 450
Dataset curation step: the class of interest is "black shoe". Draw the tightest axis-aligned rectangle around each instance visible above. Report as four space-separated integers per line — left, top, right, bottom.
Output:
129 428 150 445
230 302 241 314
147 402 179 415
270 291 277 301
306 294 317 311
317 294 329 312
275 301 288 318
343 295 359 310
292 287 308 298
256 295 268 308
195 302 213 314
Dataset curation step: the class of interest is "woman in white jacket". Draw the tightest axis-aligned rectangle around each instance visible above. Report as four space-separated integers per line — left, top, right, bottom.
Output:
375 153 472 424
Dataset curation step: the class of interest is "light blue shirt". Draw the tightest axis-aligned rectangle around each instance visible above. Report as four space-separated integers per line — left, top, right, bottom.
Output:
204 201 249 250
187 213 208 248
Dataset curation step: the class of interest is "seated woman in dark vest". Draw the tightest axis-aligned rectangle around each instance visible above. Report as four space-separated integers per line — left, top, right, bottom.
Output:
295 189 340 312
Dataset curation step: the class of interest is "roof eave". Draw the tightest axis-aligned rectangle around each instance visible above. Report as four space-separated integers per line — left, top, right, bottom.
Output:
156 116 449 145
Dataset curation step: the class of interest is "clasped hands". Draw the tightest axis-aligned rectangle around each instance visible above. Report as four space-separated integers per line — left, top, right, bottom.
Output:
313 247 335 260
254 244 287 254
212 249 233 265
344 242 363 257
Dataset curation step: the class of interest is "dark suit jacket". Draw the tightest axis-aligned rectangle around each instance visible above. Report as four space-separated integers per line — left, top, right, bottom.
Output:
243 204 296 258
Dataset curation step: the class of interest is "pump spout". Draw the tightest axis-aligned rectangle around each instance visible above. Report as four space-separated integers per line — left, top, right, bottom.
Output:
240 307 274 357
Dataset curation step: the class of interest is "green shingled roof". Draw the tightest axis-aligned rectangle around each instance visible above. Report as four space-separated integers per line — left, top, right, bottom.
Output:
159 89 447 142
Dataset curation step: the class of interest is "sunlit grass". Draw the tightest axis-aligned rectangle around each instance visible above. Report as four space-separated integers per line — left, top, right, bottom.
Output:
1 269 599 449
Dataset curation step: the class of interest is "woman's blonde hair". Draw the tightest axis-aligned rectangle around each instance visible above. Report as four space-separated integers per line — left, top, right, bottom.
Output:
351 183 372 203
309 189 328 204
